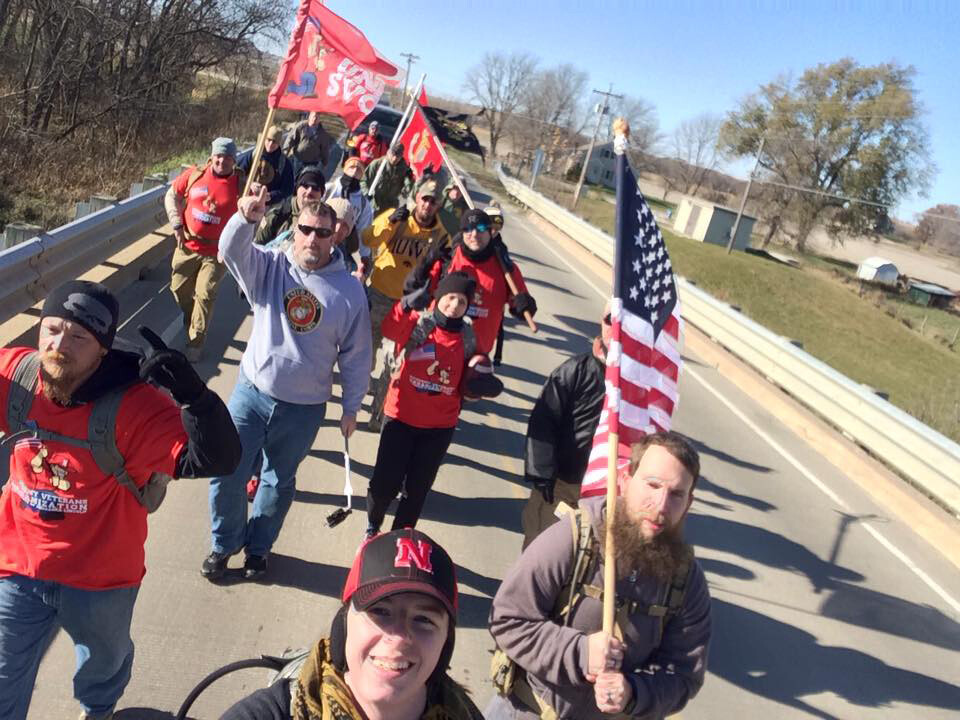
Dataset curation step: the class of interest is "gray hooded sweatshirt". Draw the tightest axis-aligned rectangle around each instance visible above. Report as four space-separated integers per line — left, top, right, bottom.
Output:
488 495 711 720
219 212 372 413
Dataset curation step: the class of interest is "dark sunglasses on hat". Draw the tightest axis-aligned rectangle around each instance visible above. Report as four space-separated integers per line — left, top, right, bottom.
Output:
298 223 334 238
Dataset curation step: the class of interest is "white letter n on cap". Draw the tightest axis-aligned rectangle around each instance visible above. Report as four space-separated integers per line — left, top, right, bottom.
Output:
395 539 433 573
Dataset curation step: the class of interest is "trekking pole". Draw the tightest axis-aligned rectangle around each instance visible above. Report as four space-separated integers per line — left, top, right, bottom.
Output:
325 436 353 527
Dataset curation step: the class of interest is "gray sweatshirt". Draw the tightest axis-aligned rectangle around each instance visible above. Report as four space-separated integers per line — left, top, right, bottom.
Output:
488 496 711 720
219 212 372 413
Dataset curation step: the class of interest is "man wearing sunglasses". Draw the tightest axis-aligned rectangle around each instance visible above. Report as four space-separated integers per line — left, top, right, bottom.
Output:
255 165 326 246
202 187 372 581
404 208 537 357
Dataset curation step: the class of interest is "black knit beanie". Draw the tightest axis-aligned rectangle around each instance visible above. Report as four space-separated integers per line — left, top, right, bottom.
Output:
436 271 476 302
460 208 491 232
41 280 119 348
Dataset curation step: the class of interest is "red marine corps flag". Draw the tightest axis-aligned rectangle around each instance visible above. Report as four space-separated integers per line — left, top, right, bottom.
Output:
268 0 398 129
399 107 444 179
580 122 683 499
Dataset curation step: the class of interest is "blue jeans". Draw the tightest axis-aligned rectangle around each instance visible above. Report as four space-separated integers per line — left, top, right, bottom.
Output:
209 374 326 557
0 574 139 720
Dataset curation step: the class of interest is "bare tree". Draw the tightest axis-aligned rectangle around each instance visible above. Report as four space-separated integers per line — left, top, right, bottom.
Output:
504 63 588 173
916 204 960 255
663 113 723 200
464 51 538 158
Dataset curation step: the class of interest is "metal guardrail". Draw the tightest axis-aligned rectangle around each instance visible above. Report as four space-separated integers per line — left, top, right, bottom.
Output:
495 163 960 515
0 185 169 324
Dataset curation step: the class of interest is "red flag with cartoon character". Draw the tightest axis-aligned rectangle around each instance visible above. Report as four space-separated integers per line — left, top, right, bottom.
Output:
269 0 398 129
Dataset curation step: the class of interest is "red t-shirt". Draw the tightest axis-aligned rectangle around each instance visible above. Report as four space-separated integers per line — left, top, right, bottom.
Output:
0 348 188 589
427 247 529 354
171 165 241 256
381 305 467 429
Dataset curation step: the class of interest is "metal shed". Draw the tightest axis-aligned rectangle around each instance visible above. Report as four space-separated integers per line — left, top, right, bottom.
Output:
673 197 755 251
907 281 957 309
856 257 900 286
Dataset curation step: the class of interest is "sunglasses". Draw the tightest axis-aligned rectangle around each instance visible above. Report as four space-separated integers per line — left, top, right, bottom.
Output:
465 223 489 233
298 224 334 238
299 183 322 191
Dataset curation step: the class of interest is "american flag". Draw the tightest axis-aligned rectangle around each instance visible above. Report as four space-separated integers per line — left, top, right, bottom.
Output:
580 145 682 498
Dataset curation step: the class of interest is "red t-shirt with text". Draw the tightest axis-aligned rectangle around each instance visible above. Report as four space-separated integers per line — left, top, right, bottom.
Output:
171 165 241 256
382 305 467 429
0 348 188 589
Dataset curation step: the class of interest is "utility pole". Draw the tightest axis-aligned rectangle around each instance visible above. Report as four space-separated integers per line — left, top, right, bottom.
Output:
726 135 765 254
572 84 623 209
399 52 420 103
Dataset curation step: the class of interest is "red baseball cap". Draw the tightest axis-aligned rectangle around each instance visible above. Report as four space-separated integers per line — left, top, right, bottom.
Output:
342 528 458 621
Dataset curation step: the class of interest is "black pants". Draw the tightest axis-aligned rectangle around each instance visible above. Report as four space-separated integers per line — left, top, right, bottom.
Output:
367 418 456 532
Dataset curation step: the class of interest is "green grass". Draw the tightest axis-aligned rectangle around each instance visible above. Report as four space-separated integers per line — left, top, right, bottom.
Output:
146 147 210 178
507 169 960 442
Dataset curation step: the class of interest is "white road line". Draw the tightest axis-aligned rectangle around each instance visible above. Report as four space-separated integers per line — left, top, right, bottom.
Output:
516 205 960 617
117 282 171 332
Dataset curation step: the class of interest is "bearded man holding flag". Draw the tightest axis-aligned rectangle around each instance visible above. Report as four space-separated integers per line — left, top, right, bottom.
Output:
485 121 711 720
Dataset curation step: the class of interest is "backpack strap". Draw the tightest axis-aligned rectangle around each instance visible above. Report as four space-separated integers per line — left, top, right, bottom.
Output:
6 352 41 437
87 389 136 496
552 508 597 625
183 162 209 196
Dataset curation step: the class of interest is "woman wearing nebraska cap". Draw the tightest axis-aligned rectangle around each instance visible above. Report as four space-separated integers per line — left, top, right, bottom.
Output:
220 528 483 720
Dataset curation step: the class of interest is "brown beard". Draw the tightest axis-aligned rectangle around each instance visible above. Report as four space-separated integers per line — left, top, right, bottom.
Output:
39 356 81 405
602 502 690 583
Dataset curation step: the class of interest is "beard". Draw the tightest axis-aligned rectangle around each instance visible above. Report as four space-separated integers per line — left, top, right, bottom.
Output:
39 352 81 405
602 502 690 583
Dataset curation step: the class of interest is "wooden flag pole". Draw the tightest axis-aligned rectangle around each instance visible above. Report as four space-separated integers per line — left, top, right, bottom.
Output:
432 130 538 333
243 106 277 198
602 118 631 636
367 72 427 200
602 428 619 635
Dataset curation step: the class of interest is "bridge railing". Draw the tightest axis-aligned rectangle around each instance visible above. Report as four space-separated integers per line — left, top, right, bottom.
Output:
496 163 960 516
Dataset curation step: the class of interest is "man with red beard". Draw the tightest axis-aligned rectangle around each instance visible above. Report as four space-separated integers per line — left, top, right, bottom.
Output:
520 307 609 548
487 432 711 720
0 280 240 720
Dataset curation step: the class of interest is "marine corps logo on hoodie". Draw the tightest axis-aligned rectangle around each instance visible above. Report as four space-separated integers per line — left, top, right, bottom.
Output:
284 287 322 333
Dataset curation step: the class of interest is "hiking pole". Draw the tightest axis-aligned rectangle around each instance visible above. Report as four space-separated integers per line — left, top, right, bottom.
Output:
325 436 353 527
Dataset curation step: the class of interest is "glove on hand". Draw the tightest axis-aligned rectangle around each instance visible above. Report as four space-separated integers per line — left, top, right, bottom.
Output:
138 326 206 405
401 284 432 311
509 292 538 320
388 206 410 224
533 479 555 504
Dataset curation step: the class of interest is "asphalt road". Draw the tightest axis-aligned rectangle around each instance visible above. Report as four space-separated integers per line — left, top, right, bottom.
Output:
19 175 960 719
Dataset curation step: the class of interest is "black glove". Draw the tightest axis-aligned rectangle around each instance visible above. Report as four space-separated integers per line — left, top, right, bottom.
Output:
138 326 206 405
388 206 410 224
493 235 514 272
509 292 537 320
401 284 432 311
532 480 555 504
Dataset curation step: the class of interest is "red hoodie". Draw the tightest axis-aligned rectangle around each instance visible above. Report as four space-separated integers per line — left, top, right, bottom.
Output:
381 304 468 429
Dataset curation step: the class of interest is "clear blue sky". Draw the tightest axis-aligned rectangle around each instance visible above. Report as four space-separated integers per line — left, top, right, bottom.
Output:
317 0 957 221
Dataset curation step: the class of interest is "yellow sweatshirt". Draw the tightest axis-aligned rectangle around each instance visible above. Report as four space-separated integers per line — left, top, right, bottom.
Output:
362 210 451 299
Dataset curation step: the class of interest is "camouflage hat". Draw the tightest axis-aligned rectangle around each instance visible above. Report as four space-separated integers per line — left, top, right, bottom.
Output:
266 125 282 142
415 179 439 199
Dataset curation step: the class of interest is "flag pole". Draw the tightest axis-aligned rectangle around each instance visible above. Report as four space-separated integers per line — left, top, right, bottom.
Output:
430 119 538 333
602 118 631 636
243 106 277 197
366 72 426 200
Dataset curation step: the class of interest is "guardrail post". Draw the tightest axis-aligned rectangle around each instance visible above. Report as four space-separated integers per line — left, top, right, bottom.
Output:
142 174 167 190
2 222 42 249
89 195 118 212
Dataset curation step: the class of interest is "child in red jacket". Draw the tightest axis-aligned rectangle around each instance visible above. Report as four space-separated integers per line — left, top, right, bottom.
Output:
366 272 502 537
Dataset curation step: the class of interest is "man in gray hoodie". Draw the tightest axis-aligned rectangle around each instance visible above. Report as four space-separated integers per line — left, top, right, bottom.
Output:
487 431 711 720
202 187 372 581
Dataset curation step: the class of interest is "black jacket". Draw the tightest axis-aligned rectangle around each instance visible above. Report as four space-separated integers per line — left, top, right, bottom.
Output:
524 351 605 487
